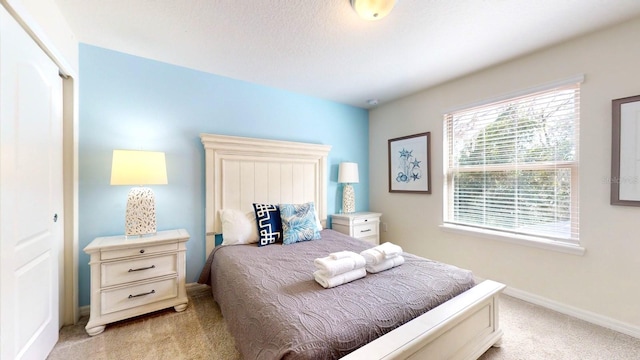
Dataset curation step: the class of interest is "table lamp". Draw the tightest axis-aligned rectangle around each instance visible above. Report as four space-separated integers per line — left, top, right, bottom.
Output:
110 149 168 237
338 162 359 214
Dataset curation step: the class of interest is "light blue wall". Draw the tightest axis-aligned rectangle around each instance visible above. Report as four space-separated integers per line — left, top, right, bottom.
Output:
78 44 370 307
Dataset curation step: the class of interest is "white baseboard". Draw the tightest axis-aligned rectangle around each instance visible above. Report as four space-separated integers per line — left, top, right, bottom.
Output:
502 285 640 339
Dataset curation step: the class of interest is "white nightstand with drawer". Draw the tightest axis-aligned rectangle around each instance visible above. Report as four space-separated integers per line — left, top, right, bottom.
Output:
331 212 382 245
83 229 190 336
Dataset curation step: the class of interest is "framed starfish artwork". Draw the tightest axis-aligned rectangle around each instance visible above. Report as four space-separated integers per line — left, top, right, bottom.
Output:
388 132 431 193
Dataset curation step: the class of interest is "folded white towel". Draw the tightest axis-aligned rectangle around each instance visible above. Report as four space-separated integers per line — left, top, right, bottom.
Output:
329 250 357 260
314 268 366 288
314 254 366 277
360 248 385 266
377 242 403 259
365 255 405 273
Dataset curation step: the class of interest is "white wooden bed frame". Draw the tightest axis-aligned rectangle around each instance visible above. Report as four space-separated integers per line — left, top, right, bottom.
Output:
201 133 505 360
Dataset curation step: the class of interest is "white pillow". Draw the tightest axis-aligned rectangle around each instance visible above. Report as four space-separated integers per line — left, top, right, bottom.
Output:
314 209 323 231
220 209 259 245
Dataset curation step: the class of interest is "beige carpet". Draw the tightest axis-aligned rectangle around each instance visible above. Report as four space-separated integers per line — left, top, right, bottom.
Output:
49 283 640 360
48 284 240 360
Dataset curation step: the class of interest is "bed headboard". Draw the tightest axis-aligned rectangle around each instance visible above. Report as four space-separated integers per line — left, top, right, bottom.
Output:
201 134 332 256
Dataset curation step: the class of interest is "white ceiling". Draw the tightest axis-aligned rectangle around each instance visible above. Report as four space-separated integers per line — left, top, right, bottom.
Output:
54 0 640 109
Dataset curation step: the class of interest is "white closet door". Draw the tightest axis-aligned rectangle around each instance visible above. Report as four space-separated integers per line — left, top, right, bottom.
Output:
0 6 63 360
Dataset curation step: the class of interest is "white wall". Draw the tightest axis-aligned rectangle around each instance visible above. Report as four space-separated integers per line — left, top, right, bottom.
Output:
3 0 78 74
370 16 640 332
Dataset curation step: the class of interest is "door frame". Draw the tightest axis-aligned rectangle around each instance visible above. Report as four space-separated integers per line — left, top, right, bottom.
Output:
2 0 79 325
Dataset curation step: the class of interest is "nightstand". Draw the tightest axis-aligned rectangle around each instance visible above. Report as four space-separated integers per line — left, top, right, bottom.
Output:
331 212 382 245
83 229 190 336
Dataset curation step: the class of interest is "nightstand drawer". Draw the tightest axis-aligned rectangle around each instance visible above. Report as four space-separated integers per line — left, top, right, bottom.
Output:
353 217 378 225
101 277 178 315
101 253 178 287
360 235 379 246
101 242 178 260
353 223 378 238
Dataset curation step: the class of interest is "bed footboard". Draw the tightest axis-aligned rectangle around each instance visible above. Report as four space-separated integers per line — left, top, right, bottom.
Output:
341 280 506 360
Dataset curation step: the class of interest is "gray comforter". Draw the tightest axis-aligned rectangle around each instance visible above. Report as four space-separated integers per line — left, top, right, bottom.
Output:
198 229 474 360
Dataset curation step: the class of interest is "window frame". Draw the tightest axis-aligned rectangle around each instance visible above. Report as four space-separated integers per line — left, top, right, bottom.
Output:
442 76 584 253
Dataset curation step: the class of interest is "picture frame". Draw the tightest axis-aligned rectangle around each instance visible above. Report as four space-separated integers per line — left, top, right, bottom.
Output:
611 95 640 206
388 132 431 193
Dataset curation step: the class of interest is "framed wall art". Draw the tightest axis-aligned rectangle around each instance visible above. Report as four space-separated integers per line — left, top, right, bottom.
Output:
611 95 640 206
388 132 431 193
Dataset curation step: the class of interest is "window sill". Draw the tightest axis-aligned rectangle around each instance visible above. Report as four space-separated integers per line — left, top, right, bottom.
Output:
439 224 586 256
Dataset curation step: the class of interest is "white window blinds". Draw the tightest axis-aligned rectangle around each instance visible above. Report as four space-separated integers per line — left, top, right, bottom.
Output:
444 83 580 244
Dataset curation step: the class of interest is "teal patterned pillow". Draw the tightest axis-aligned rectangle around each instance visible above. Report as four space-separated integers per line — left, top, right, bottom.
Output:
279 202 321 245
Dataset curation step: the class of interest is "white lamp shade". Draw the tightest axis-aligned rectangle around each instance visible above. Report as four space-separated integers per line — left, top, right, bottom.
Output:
350 0 397 21
338 162 359 184
110 150 168 186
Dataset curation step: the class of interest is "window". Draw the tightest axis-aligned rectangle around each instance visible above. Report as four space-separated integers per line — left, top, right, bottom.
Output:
444 81 580 245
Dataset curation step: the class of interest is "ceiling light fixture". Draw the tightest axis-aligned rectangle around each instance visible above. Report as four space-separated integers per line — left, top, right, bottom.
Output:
350 0 397 21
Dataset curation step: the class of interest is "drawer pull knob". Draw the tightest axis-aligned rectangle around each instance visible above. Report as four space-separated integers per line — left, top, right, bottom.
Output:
128 289 155 299
360 229 371 233
128 265 156 272
139 249 145 254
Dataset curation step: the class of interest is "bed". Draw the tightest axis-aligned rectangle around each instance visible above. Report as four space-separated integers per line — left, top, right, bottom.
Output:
199 133 505 360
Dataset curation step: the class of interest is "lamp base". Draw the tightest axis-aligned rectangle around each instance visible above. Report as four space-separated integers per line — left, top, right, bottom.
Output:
125 187 157 237
342 184 355 214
